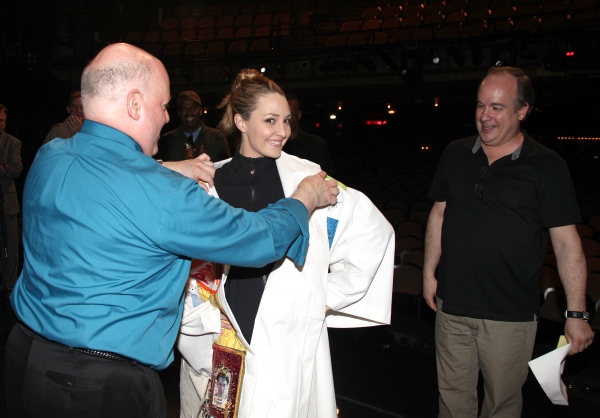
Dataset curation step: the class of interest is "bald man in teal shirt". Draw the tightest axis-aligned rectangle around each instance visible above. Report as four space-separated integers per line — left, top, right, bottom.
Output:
6 43 338 418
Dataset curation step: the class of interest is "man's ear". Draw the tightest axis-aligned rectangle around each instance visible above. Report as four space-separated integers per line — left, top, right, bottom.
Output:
65 106 71 115
518 104 529 121
234 113 246 133
127 89 142 121
298 110 302 121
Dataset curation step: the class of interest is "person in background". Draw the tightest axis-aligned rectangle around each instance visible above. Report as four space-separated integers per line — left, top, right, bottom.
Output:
0 103 22 297
157 90 231 162
423 66 594 418
43 91 84 144
5 43 338 418
178 69 394 418
283 93 334 174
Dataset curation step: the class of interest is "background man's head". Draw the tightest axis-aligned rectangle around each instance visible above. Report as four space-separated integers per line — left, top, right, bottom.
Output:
80 43 171 156
67 91 84 120
286 93 301 136
0 104 6 135
476 66 534 147
177 91 202 133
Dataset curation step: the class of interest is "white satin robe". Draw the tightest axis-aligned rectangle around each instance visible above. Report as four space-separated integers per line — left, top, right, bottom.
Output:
178 152 395 418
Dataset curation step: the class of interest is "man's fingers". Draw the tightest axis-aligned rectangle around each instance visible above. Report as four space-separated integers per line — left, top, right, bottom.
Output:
424 297 437 312
196 153 213 164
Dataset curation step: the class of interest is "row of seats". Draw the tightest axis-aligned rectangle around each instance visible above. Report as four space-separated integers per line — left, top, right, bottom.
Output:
373 0 589 6
340 2 597 30
142 39 271 57
158 12 312 34
130 25 279 45
359 0 596 21
170 1 317 20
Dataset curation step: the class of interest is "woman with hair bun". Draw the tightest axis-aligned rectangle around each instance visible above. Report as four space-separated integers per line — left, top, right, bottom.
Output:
178 69 394 418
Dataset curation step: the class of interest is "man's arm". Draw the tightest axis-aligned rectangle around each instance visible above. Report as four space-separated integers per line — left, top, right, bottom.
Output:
162 154 216 188
163 155 338 215
423 201 446 312
549 225 595 355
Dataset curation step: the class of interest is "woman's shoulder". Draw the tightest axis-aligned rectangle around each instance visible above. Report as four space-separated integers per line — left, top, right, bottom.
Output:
279 152 321 174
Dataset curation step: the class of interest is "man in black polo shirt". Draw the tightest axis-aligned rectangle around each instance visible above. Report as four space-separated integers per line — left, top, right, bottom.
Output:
424 66 594 418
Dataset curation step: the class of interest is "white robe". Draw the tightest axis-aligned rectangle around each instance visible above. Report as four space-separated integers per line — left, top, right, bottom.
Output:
178 152 395 418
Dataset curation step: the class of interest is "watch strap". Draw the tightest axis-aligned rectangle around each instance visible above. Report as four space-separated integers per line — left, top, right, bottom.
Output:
564 310 590 321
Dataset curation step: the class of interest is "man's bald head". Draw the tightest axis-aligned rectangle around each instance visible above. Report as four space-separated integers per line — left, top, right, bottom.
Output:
79 43 171 156
81 43 153 107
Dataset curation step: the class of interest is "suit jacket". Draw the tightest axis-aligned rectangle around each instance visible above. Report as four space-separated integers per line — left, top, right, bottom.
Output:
0 131 23 215
157 121 231 162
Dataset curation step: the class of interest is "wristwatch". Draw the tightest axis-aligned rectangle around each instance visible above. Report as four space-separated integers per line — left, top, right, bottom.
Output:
564 310 590 321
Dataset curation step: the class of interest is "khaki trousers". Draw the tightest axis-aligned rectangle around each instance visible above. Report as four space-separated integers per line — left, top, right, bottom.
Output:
435 299 537 418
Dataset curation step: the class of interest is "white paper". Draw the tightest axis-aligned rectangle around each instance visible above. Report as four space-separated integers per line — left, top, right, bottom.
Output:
528 343 571 405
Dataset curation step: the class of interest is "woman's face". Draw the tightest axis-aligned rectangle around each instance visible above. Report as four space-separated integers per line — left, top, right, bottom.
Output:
237 92 291 159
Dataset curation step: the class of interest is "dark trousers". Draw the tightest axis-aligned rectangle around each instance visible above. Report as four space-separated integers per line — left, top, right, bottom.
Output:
5 322 167 418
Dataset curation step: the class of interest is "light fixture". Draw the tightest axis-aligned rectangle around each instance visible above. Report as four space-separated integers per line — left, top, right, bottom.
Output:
432 56 442 65
434 98 439 107
260 67 267 73
329 114 337 120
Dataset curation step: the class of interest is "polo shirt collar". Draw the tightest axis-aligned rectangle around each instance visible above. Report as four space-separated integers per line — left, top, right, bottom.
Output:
470 130 535 160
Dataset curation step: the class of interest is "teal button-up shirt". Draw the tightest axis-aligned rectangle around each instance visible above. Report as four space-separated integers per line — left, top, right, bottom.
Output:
12 121 309 369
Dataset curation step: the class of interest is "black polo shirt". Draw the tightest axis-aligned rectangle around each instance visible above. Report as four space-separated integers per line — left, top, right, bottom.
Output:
429 133 581 321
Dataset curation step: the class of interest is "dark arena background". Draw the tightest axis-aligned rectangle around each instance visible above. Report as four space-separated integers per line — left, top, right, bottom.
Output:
1 0 599 417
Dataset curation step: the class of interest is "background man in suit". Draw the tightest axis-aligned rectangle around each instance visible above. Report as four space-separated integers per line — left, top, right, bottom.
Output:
0 104 23 296
157 91 230 162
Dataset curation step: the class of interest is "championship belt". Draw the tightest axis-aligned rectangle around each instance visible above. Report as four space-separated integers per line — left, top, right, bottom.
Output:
186 263 245 418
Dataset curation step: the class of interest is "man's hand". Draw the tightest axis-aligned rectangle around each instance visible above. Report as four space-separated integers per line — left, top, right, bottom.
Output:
162 154 215 191
292 171 339 214
66 115 82 135
565 318 594 355
423 275 438 312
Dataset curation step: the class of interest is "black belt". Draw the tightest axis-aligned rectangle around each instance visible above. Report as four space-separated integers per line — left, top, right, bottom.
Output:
19 322 137 365
60 344 137 364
